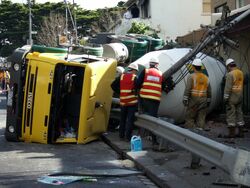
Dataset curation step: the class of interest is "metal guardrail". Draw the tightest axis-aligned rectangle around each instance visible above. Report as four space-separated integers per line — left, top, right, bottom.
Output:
134 114 250 187
110 97 250 186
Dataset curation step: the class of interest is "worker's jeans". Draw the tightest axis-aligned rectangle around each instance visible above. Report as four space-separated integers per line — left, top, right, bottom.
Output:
185 97 208 129
140 98 160 117
140 98 160 144
119 105 137 140
226 101 245 127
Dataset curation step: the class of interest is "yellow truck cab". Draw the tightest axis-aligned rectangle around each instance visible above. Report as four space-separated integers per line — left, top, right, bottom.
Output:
5 46 117 144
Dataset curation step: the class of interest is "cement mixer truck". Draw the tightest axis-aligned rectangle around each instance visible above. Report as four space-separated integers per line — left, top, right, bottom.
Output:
131 49 226 123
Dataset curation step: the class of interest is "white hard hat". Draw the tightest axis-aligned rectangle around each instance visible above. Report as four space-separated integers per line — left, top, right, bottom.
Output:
149 57 159 65
225 58 235 66
116 66 124 74
192 59 202 66
128 63 138 71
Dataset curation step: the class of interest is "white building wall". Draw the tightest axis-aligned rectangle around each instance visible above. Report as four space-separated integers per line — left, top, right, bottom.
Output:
113 0 211 41
150 0 211 40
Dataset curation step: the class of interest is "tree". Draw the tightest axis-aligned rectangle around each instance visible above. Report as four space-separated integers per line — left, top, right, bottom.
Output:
76 9 100 37
0 0 125 56
90 7 124 34
0 0 28 56
36 13 66 47
117 1 125 7
31 2 68 44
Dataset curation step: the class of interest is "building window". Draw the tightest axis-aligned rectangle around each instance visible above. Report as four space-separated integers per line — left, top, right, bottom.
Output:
236 0 245 8
129 4 140 18
202 0 211 13
139 0 150 18
214 3 226 13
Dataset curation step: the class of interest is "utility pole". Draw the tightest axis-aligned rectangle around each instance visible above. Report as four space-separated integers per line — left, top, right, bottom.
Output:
28 0 33 45
73 0 78 45
65 4 68 40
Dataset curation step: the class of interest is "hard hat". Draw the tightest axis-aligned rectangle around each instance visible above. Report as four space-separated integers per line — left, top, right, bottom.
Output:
116 66 124 74
192 59 202 66
128 63 138 71
225 58 235 66
149 57 159 65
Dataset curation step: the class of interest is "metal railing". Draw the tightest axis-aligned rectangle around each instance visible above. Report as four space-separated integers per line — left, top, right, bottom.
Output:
110 98 250 186
134 114 250 187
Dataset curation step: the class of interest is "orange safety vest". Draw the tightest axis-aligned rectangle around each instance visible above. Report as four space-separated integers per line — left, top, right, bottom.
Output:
191 72 209 97
4 71 10 83
0 71 4 81
231 68 243 93
120 73 137 106
139 68 162 101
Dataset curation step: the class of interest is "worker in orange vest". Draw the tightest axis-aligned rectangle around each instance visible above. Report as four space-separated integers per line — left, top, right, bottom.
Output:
224 58 245 138
137 57 164 145
183 58 211 130
4 70 10 91
0 70 4 91
111 63 139 141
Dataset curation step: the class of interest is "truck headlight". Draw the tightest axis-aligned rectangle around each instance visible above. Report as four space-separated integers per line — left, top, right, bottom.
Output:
13 63 20 71
8 125 15 133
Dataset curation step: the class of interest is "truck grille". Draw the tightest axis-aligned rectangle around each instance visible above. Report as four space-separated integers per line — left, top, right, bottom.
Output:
23 66 38 134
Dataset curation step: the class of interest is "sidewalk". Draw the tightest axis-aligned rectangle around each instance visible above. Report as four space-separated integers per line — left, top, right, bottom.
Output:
102 121 250 188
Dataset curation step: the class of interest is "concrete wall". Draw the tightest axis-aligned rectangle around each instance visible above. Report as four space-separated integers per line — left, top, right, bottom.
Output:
149 0 211 40
114 0 211 41
176 29 207 47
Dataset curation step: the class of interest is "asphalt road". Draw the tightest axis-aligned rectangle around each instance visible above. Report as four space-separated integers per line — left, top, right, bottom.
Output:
0 94 156 188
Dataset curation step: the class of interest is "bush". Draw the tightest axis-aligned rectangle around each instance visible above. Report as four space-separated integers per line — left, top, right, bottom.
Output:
127 21 150 34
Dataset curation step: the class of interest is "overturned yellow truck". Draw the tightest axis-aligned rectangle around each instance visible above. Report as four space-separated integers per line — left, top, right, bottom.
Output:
5 46 117 144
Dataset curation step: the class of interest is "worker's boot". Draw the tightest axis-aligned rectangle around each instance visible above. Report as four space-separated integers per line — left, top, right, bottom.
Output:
190 154 201 169
238 127 244 138
185 122 195 129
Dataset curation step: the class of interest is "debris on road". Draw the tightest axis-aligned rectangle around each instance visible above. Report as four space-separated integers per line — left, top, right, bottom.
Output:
37 175 97 185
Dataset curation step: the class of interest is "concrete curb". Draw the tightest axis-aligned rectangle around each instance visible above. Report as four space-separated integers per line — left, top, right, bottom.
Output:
101 134 193 188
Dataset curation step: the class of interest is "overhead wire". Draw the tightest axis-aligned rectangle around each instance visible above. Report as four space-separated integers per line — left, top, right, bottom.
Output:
172 28 214 85
172 24 242 85
173 62 191 85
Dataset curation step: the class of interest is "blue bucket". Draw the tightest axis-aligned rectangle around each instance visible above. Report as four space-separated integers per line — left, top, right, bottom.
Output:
130 136 142 152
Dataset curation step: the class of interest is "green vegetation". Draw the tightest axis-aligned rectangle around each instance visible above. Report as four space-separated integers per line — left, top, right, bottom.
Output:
0 0 124 57
127 21 160 39
127 21 150 34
